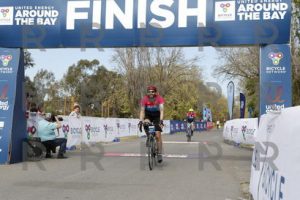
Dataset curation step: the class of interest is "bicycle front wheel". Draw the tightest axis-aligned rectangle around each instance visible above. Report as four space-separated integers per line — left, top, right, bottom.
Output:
187 128 192 142
148 139 154 170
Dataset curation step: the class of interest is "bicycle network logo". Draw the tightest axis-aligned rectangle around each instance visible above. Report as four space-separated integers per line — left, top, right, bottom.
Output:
0 7 14 25
241 125 247 140
62 124 70 138
268 52 283 65
0 55 12 67
85 124 91 140
215 1 235 21
220 3 231 12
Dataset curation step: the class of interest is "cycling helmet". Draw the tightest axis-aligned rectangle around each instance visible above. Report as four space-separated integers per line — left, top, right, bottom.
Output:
189 108 194 112
147 85 157 92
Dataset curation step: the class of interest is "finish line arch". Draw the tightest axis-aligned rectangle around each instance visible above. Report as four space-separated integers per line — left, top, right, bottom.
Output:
0 0 292 164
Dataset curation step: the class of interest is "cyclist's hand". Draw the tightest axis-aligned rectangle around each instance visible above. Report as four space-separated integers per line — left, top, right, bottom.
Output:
138 121 143 132
159 120 164 127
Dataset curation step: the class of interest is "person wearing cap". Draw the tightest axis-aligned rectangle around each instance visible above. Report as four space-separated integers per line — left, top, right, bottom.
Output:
69 103 81 118
139 85 165 163
186 108 196 135
37 113 68 159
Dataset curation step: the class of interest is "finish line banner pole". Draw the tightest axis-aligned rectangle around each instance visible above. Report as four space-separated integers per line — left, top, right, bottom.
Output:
260 44 292 116
0 48 26 164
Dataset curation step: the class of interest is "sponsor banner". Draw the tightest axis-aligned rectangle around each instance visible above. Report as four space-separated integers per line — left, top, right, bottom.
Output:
82 117 102 144
128 118 140 137
250 106 300 200
0 48 26 164
223 118 258 145
260 44 292 115
26 112 41 137
170 120 207 133
0 0 291 48
227 81 235 120
67 117 82 148
240 93 246 118
25 116 204 148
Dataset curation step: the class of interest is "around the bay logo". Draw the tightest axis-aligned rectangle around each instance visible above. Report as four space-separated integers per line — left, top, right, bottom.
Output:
0 55 12 67
268 52 283 65
0 7 14 25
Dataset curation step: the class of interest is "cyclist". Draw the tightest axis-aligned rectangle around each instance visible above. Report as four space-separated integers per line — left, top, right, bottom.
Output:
139 85 165 163
186 108 196 135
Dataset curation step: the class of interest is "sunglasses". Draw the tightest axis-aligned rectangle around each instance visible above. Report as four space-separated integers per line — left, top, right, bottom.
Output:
147 90 156 94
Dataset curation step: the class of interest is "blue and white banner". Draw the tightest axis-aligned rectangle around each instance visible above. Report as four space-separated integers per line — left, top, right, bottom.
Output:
260 44 292 115
170 120 206 133
0 0 291 48
227 81 235 120
0 48 26 164
203 107 212 122
240 93 246 118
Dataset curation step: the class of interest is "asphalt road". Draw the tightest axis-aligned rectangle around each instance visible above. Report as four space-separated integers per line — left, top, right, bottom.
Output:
0 129 253 200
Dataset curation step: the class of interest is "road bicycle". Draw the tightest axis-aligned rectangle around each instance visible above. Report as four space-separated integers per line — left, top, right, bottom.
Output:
143 122 158 170
186 122 193 142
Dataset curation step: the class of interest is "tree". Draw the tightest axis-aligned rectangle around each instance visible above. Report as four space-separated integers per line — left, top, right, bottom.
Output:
33 69 56 105
61 59 125 116
213 47 260 117
112 47 202 118
24 49 36 110
24 49 34 69
291 2 300 105
112 47 228 120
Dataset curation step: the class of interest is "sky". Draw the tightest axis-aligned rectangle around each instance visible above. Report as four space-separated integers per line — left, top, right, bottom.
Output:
26 46 232 95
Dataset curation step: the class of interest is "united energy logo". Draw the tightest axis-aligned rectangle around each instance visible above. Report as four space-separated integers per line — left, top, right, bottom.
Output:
0 55 12 67
0 7 14 25
268 52 283 65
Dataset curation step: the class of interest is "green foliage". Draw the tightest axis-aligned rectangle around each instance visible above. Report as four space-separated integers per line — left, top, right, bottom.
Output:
213 47 260 118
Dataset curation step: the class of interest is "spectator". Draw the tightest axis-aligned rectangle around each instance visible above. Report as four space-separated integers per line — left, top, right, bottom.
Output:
37 113 68 159
69 103 81 118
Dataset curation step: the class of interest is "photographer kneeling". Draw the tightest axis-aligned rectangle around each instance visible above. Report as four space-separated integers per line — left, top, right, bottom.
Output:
37 113 68 159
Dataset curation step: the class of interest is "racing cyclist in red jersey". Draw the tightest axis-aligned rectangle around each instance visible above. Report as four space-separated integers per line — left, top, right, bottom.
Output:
186 108 196 135
139 85 164 163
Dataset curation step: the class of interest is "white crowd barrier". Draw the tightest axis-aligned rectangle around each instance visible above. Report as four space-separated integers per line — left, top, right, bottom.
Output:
250 106 300 200
223 118 258 145
26 114 171 148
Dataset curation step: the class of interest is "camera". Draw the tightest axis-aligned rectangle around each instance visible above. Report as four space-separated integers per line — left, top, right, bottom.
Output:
45 113 63 122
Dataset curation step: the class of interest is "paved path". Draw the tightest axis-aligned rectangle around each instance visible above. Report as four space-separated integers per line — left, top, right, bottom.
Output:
0 130 253 200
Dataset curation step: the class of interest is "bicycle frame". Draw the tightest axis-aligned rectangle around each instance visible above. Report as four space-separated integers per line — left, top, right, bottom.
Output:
144 122 157 170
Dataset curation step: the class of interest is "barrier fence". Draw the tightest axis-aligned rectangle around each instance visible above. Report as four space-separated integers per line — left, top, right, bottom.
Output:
223 118 258 146
27 114 207 148
223 106 300 200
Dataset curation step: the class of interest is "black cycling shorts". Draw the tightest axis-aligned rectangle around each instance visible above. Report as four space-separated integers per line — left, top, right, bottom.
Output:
144 115 162 132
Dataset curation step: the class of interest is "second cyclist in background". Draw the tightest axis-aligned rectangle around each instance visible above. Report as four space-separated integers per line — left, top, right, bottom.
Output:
139 85 165 163
186 108 196 136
